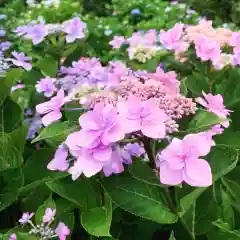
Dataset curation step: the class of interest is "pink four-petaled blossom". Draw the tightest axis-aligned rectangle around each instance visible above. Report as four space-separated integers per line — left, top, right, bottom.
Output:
10 51 32 71
55 222 70 240
160 23 189 53
109 36 126 49
195 37 221 61
19 212 34 224
36 77 57 97
158 132 213 187
71 104 125 149
42 208 56 223
63 17 86 43
47 145 69 171
36 89 66 126
117 96 168 139
195 92 231 127
9 233 17 240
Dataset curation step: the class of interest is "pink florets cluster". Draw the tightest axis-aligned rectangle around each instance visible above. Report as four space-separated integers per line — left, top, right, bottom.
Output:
110 20 240 69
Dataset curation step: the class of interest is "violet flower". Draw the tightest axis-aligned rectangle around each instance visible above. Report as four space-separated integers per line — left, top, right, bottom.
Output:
19 212 34 224
36 77 57 97
10 51 32 71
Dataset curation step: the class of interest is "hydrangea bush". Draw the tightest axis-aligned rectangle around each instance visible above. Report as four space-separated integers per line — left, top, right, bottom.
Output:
1 0 240 240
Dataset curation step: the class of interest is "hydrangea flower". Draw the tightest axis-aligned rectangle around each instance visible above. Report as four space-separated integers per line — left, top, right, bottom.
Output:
42 208 56 223
109 36 126 49
0 29 6 37
63 17 86 43
131 8 141 15
55 222 70 240
69 104 125 149
36 89 66 126
10 51 32 71
158 132 213 187
195 37 221 61
36 77 57 97
9 234 16 240
19 212 34 224
117 96 168 139
0 41 11 51
47 145 69 171
195 92 231 127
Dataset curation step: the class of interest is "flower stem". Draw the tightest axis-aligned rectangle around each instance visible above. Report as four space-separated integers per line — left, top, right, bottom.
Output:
142 137 156 169
61 107 85 111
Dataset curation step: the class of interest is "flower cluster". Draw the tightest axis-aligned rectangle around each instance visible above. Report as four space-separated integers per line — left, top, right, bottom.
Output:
10 208 70 240
15 16 87 45
110 20 240 69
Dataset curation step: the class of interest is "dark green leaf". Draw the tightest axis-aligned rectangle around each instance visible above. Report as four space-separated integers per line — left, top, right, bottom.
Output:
102 173 178 224
35 56 58 77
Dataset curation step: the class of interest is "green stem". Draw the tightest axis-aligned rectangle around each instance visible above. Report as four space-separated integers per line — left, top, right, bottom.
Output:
142 137 156 169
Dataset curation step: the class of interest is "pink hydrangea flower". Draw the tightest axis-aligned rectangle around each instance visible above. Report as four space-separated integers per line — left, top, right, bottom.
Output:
109 36 126 49
36 89 66 126
149 67 180 94
117 96 168 139
229 32 240 47
63 17 86 43
160 23 189 53
19 212 34 224
47 145 69 171
67 145 113 179
42 208 56 223
36 77 57 97
10 51 32 71
9 234 17 240
158 132 213 187
195 92 231 127
195 37 221 61
55 222 70 240
68 104 125 149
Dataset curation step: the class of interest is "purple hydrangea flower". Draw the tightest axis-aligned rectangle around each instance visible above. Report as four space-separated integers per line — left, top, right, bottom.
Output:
19 212 34 224
63 17 86 43
10 51 32 71
0 29 6 37
42 208 56 223
0 41 11 51
55 222 70 240
131 8 141 15
9 233 16 240
36 77 57 97
0 14 6 20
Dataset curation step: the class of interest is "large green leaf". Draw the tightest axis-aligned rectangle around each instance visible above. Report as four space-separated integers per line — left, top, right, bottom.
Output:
4 68 24 87
81 194 112 237
21 149 67 194
0 81 10 106
0 97 23 133
0 168 24 212
101 173 178 224
0 134 23 171
32 121 77 146
35 56 58 77
46 177 100 209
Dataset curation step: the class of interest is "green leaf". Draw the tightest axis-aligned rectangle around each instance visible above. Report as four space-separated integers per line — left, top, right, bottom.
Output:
184 74 208 96
21 149 67 194
188 110 225 132
0 81 10 106
101 173 178 224
4 68 24 87
35 56 58 77
32 121 77 146
46 177 100 209
215 129 240 149
35 195 56 224
0 97 23 133
213 219 240 238
0 134 23 171
169 231 176 240
81 194 112 237
179 145 238 215
180 79 188 96
0 168 24 212
128 161 166 187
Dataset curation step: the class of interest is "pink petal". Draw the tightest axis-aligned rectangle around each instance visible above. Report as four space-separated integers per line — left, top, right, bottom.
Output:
160 162 183 185
101 123 125 145
184 158 212 187
42 111 62 126
141 121 166 139
119 117 141 134
93 147 112 162
74 130 102 148
195 97 207 107
36 101 52 114
79 111 101 130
